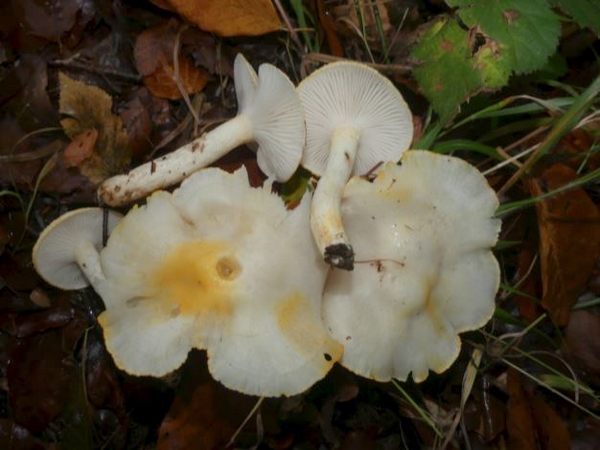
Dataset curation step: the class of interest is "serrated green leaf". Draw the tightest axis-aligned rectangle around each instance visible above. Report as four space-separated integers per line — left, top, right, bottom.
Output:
447 0 561 74
551 0 600 35
412 18 483 123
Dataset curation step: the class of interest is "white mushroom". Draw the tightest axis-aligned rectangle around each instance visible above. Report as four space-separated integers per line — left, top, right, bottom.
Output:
94 167 342 397
32 208 123 290
98 54 305 206
322 151 501 382
297 61 413 270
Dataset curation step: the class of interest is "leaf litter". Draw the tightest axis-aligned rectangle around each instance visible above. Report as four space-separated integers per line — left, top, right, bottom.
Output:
0 0 599 449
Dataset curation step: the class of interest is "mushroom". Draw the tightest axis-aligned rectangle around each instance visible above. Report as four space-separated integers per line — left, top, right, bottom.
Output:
98 54 305 206
32 208 123 290
94 167 342 396
322 151 501 382
297 61 413 270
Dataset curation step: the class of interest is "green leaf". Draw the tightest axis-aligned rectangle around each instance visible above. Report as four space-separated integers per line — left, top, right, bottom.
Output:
447 0 561 74
412 17 485 123
551 0 600 35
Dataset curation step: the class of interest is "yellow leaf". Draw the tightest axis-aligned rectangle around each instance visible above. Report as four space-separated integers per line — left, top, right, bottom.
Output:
163 0 281 37
59 73 131 183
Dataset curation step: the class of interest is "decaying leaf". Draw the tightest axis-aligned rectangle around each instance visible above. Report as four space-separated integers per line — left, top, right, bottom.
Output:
565 310 600 383
59 73 131 183
63 129 98 168
135 21 209 100
506 368 571 449
155 0 281 37
529 163 600 326
157 352 257 450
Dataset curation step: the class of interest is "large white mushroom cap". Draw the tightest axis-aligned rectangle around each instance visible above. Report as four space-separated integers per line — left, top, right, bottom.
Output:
322 151 501 382
95 167 342 397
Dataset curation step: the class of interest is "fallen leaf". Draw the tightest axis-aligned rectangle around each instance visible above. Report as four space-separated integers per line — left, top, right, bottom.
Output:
0 418 46 450
63 129 98 168
59 73 131 183
14 0 80 42
160 0 281 37
529 163 600 325
157 351 258 450
506 368 571 449
565 310 600 384
134 21 210 100
7 327 80 433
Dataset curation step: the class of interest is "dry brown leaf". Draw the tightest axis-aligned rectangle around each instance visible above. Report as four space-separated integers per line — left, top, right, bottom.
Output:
59 73 131 183
529 163 600 326
160 0 281 37
135 21 209 100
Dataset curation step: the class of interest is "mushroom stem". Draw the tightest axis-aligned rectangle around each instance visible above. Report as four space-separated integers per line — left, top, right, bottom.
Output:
310 126 360 270
97 115 254 206
74 241 106 288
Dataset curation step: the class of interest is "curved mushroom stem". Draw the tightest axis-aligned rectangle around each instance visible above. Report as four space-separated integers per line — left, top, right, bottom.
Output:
310 126 360 270
75 241 106 289
97 116 254 206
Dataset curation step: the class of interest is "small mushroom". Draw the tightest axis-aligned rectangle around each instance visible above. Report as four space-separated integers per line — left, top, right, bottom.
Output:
297 61 413 270
322 151 501 382
94 167 342 396
98 54 305 206
32 208 123 290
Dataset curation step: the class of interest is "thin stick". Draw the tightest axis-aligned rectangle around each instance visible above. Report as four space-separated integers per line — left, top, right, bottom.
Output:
227 396 264 447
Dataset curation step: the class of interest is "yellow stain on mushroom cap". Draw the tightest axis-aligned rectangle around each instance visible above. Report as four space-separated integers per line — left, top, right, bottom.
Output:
153 240 238 319
276 292 343 371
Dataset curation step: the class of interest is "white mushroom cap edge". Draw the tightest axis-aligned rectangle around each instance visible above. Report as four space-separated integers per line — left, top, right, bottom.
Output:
297 61 413 270
322 150 501 382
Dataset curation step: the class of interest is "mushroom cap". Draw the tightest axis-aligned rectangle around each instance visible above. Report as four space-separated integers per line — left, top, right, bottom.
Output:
233 53 258 111
96 167 342 396
240 60 305 182
297 61 413 176
32 208 123 290
322 151 501 382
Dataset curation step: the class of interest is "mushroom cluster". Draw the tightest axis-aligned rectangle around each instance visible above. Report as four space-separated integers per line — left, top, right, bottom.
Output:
33 56 501 395
36 167 342 397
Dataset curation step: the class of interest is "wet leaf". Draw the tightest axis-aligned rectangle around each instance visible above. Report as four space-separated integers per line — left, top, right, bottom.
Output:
157 352 257 450
529 163 600 325
565 310 600 383
134 21 210 100
506 368 571 449
7 328 79 433
0 418 46 450
159 0 281 37
13 0 80 42
59 73 131 183
12 306 75 338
